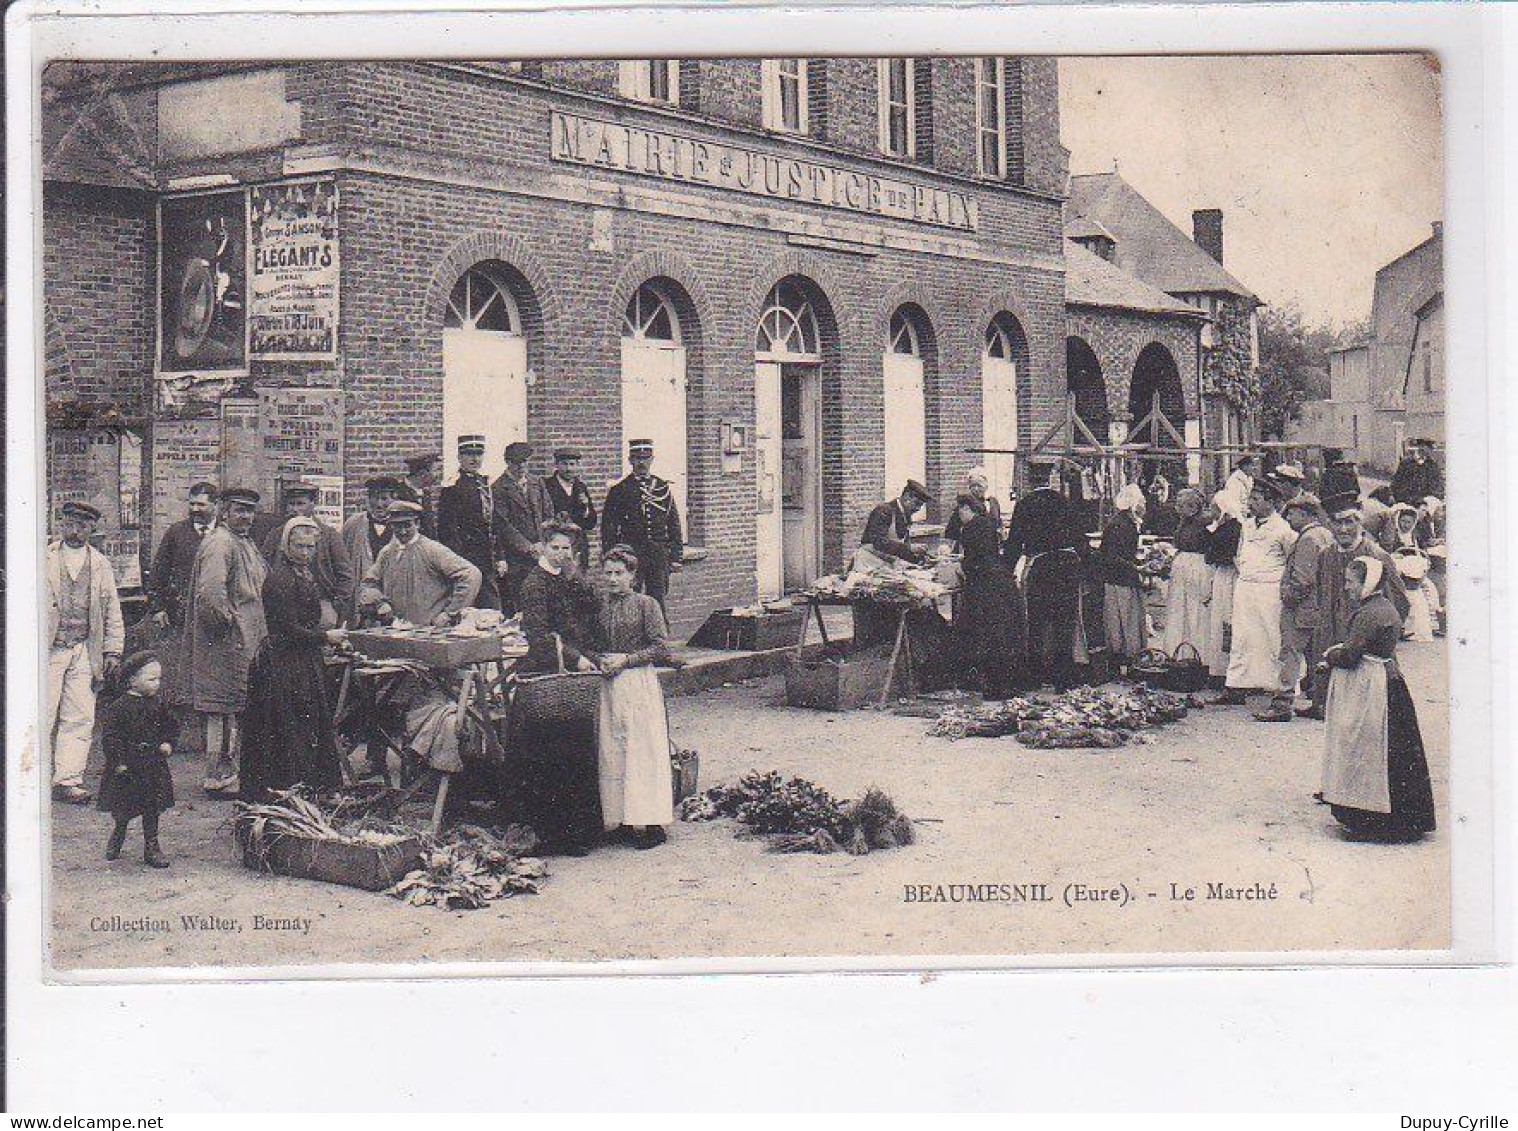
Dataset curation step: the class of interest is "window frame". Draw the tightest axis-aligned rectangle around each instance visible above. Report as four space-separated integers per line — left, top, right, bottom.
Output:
762 58 809 135
877 58 916 158
974 57 1007 178
619 60 680 106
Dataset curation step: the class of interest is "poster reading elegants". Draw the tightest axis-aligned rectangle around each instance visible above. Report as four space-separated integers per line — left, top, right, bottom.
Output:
248 178 339 360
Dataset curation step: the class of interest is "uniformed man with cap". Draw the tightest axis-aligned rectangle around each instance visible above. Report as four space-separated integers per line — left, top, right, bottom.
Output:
46 500 125 804
542 446 597 569
184 486 270 796
260 477 355 622
492 440 555 615
602 438 684 611
399 449 442 539
436 434 506 610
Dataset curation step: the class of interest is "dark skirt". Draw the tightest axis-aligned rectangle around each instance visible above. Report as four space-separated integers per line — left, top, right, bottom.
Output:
958 563 1030 698
509 673 604 851
1024 551 1082 689
97 757 175 819
239 642 343 802
1330 673 1437 841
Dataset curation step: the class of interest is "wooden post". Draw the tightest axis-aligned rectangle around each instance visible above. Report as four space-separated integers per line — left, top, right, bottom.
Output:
879 607 909 709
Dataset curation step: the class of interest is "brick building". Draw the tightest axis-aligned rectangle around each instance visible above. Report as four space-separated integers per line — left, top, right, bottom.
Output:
1064 171 1262 478
42 58 1071 631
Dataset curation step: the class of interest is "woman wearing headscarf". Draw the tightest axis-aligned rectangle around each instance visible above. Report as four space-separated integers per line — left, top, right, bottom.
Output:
239 517 347 802
1203 485 1246 687
1384 503 1440 641
595 545 675 849
1162 487 1212 659
1096 483 1148 672
1317 556 1436 842
947 494 1028 699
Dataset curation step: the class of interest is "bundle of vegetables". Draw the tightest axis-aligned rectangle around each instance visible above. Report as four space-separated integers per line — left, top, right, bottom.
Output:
386 823 547 910
1136 541 1177 583
679 771 914 855
927 684 1191 748
234 790 414 864
811 563 947 606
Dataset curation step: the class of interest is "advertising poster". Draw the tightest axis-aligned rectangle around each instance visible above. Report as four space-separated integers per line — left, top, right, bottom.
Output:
149 417 221 544
219 397 264 497
259 387 344 492
159 191 248 373
248 179 339 360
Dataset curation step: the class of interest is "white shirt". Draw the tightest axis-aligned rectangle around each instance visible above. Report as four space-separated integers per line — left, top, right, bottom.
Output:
1234 512 1297 584
60 541 88 581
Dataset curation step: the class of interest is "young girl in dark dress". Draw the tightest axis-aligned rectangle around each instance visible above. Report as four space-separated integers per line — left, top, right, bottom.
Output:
1318 556 1437 842
97 651 179 868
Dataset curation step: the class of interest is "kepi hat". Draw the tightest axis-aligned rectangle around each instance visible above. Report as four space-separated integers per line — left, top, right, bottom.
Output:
628 438 655 456
903 478 932 503
457 434 486 454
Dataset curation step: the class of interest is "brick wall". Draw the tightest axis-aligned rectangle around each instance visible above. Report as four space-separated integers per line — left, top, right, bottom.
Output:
1019 57 1065 196
1065 306 1203 424
42 183 156 412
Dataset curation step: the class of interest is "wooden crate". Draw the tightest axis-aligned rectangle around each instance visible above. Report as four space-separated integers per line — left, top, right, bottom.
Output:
687 608 807 652
784 646 907 711
348 629 507 668
237 823 423 892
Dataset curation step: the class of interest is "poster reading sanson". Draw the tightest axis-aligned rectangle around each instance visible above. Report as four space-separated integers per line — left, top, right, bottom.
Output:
248 178 339 360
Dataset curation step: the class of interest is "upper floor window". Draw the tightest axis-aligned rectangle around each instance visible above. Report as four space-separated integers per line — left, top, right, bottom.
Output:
975 57 1006 177
620 60 679 106
762 58 808 134
878 58 916 157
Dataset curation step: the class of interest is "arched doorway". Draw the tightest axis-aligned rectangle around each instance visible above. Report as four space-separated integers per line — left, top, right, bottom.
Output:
442 263 529 481
982 313 1028 504
620 280 689 520
755 277 825 597
1065 336 1110 445
883 305 931 500
1129 342 1187 484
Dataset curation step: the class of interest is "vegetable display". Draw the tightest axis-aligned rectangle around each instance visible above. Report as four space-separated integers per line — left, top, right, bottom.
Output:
680 771 915 855
928 683 1195 748
387 823 547 910
810 563 947 606
1136 541 1178 583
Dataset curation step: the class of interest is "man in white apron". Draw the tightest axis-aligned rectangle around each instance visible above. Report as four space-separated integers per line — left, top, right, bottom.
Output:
1217 479 1298 706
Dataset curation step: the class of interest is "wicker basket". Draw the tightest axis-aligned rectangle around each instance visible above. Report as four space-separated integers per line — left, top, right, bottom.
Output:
1161 642 1210 693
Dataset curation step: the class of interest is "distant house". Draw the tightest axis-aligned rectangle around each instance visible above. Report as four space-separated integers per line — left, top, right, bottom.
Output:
1287 224 1442 472
1063 171 1263 484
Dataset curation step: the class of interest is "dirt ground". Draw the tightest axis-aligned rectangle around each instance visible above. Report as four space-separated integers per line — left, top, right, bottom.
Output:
48 638 1450 973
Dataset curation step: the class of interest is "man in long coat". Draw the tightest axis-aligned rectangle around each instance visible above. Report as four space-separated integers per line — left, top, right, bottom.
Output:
437 434 506 611
1003 463 1087 690
261 478 355 623
46 501 124 804
492 440 554 615
146 480 218 707
1256 492 1336 722
601 438 684 612
1218 479 1298 706
183 486 269 796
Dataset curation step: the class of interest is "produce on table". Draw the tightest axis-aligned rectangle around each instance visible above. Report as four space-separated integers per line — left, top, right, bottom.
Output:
810 561 947 606
387 823 547 910
679 771 915 855
928 683 1193 748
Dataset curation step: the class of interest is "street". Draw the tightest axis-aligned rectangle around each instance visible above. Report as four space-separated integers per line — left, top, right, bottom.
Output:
49 638 1449 971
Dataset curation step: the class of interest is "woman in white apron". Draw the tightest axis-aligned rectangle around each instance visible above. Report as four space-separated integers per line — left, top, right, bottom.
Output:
1318 557 1436 842
595 545 675 849
1202 488 1244 686
1162 488 1212 659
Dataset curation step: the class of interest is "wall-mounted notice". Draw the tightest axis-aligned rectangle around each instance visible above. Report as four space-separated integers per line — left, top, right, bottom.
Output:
248 179 339 360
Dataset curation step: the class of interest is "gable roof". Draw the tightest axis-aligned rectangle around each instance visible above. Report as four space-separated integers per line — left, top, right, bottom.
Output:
1064 214 1115 243
1064 240 1209 319
1067 172 1258 302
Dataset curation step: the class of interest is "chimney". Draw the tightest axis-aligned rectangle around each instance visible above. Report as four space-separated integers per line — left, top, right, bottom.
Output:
1193 209 1224 265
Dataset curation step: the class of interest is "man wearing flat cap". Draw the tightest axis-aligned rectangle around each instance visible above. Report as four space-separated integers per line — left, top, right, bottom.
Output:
542 447 597 570
356 499 481 628
862 479 932 567
46 501 124 804
183 486 269 796
492 440 555 615
602 438 684 611
437 435 507 611
1216 477 1298 707
398 450 441 539
260 478 354 624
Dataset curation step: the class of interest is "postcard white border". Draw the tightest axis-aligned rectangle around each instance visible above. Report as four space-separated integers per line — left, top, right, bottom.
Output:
7 0 1515 1110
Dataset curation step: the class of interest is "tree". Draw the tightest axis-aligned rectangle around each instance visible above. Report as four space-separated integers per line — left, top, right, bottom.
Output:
1255 305 1359 439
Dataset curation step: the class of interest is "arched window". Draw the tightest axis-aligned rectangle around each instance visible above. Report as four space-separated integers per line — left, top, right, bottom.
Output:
756 279 821 359
443 266 521 333
985 319 1015 360
623 282 682 343
889 307 922 356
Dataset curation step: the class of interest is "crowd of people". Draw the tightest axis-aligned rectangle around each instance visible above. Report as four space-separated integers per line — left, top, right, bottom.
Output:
861 444 1444 845
45 434 690 866
44 430 1445 868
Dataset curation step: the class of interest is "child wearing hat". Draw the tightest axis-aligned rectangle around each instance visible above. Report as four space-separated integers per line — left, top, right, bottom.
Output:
97 651 179 867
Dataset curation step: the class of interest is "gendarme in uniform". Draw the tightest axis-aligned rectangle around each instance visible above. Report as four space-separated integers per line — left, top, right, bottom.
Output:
601 438 683 611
